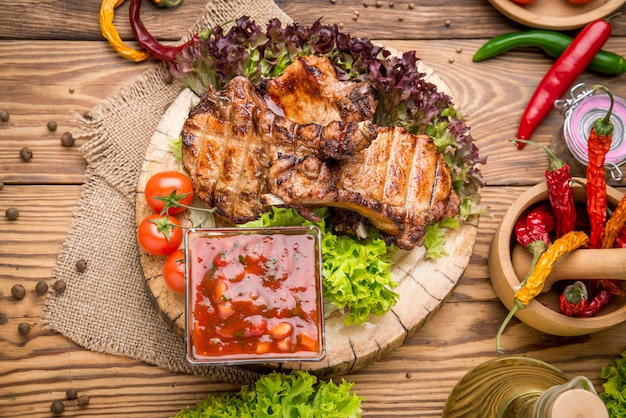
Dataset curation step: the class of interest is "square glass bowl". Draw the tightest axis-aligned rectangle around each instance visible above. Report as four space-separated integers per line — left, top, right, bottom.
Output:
184 226 325 365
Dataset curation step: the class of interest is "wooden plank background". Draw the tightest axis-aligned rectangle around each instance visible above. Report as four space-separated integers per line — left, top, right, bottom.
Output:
1 0 625 416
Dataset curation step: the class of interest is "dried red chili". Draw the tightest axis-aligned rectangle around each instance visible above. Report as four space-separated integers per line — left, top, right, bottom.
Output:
514 205 555 286
513 139 576 237
586 85 614 249
603 192 626 248
583 289 612 317
559 280 588 317
516 19 613 149
129 0 201 62
615 225 626 248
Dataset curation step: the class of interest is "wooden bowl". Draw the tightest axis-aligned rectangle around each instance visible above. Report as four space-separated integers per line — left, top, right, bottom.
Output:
488 178 626 336
487 0 626 31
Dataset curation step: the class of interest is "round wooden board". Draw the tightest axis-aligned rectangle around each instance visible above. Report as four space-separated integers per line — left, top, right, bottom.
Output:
487 0 626 30
136 62 479 376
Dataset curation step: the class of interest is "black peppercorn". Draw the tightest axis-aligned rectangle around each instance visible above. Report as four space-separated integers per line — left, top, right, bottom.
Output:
51 400 65 415
6 207 19 220
35 280 49 296
18 322 30 335
0 111 9 122
47 121 58 132
77 395 89 406
19 147 32 162
11 284 26 300
60 132 75 147
75 259 87 273
163 72 174 85
53 280 66 294
66 388 78 400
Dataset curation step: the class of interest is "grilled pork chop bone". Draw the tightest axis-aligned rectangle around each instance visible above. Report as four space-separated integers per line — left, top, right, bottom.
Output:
182 75 459 250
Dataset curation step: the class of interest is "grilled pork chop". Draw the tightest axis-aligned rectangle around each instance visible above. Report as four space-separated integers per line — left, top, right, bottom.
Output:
181 59 460 249
181 76 377 225
267 128 459 249
265 55 378 125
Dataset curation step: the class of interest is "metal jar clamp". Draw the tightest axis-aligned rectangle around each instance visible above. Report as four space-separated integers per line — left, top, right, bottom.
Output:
555 83 626 182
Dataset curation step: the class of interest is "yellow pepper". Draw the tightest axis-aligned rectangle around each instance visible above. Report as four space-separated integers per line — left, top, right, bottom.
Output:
599 193 626 295
496 230 589 352
602 193 626 249
100 0 151 62
515 231 589 305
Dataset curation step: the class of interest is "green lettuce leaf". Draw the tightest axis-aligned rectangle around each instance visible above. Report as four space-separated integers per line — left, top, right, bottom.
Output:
172 370 362 418
242 207 398 325
600 350 626 417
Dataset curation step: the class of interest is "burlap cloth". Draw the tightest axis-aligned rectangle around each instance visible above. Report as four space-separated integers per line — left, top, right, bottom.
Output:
42 0 292 385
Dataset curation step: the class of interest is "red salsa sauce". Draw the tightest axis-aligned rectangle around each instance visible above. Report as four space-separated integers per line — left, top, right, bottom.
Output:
189 232 322 361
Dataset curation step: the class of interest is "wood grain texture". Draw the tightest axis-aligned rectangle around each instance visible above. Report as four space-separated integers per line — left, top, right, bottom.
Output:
2 0 626 416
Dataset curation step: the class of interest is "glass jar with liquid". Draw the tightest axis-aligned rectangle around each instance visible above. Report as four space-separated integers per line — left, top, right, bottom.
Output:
442 357 608 418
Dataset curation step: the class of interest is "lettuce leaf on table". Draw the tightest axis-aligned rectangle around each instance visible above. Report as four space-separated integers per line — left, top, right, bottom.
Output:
172 370 362 418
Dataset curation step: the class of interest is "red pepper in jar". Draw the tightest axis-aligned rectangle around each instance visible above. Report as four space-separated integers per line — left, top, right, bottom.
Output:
586 85 614 250
515 19 613 149
512 139 576 237
129 0 201 62
559 280 588 317
515 205 556 286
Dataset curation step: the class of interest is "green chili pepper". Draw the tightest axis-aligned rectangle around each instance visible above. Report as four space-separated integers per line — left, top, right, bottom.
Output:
473 30 626 75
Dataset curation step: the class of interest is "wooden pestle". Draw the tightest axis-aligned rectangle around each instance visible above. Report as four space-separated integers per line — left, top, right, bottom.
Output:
511 244 626 292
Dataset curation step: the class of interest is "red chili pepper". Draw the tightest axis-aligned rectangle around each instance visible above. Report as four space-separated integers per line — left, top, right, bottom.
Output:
615 225 626 248
559 280 588 317
512 139 576 237
129 0 201 62
582 289 612 317
586 85 614 249
516 19 613 149
514 204 555 285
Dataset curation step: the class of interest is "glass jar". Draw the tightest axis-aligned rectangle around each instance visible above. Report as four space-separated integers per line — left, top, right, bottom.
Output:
442 357 608 418
555 82 626 182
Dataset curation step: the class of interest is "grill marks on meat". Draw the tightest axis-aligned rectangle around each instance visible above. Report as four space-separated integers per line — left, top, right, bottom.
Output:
181 76 376 224
265 55 377 125
181 56 460 250
268 127 459 249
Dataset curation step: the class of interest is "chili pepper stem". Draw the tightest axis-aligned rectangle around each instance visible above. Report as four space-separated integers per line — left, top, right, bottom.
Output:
516 242 546 289
509 139 565 171
496 299 525 353
591 85 615 135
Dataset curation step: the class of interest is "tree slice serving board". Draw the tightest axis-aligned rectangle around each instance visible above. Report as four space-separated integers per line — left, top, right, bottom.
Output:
136 60 479 376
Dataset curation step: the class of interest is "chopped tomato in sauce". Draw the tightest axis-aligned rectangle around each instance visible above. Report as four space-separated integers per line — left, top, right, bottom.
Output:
190 233 321 359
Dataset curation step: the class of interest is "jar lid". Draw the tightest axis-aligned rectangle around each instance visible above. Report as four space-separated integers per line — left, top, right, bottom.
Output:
565 94 626 167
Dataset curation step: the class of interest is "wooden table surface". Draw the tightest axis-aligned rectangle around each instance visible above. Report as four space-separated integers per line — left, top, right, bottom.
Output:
1 0 626 416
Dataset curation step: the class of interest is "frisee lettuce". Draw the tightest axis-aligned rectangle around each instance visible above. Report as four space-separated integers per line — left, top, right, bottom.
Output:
600 350 626 417
242 207 398 325
172 370 362 418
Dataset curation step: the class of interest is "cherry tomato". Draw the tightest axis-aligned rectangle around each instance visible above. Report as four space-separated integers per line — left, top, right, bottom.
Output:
163 250 186 293
144 171 194 215
137 214 183 256
510 0 535 4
